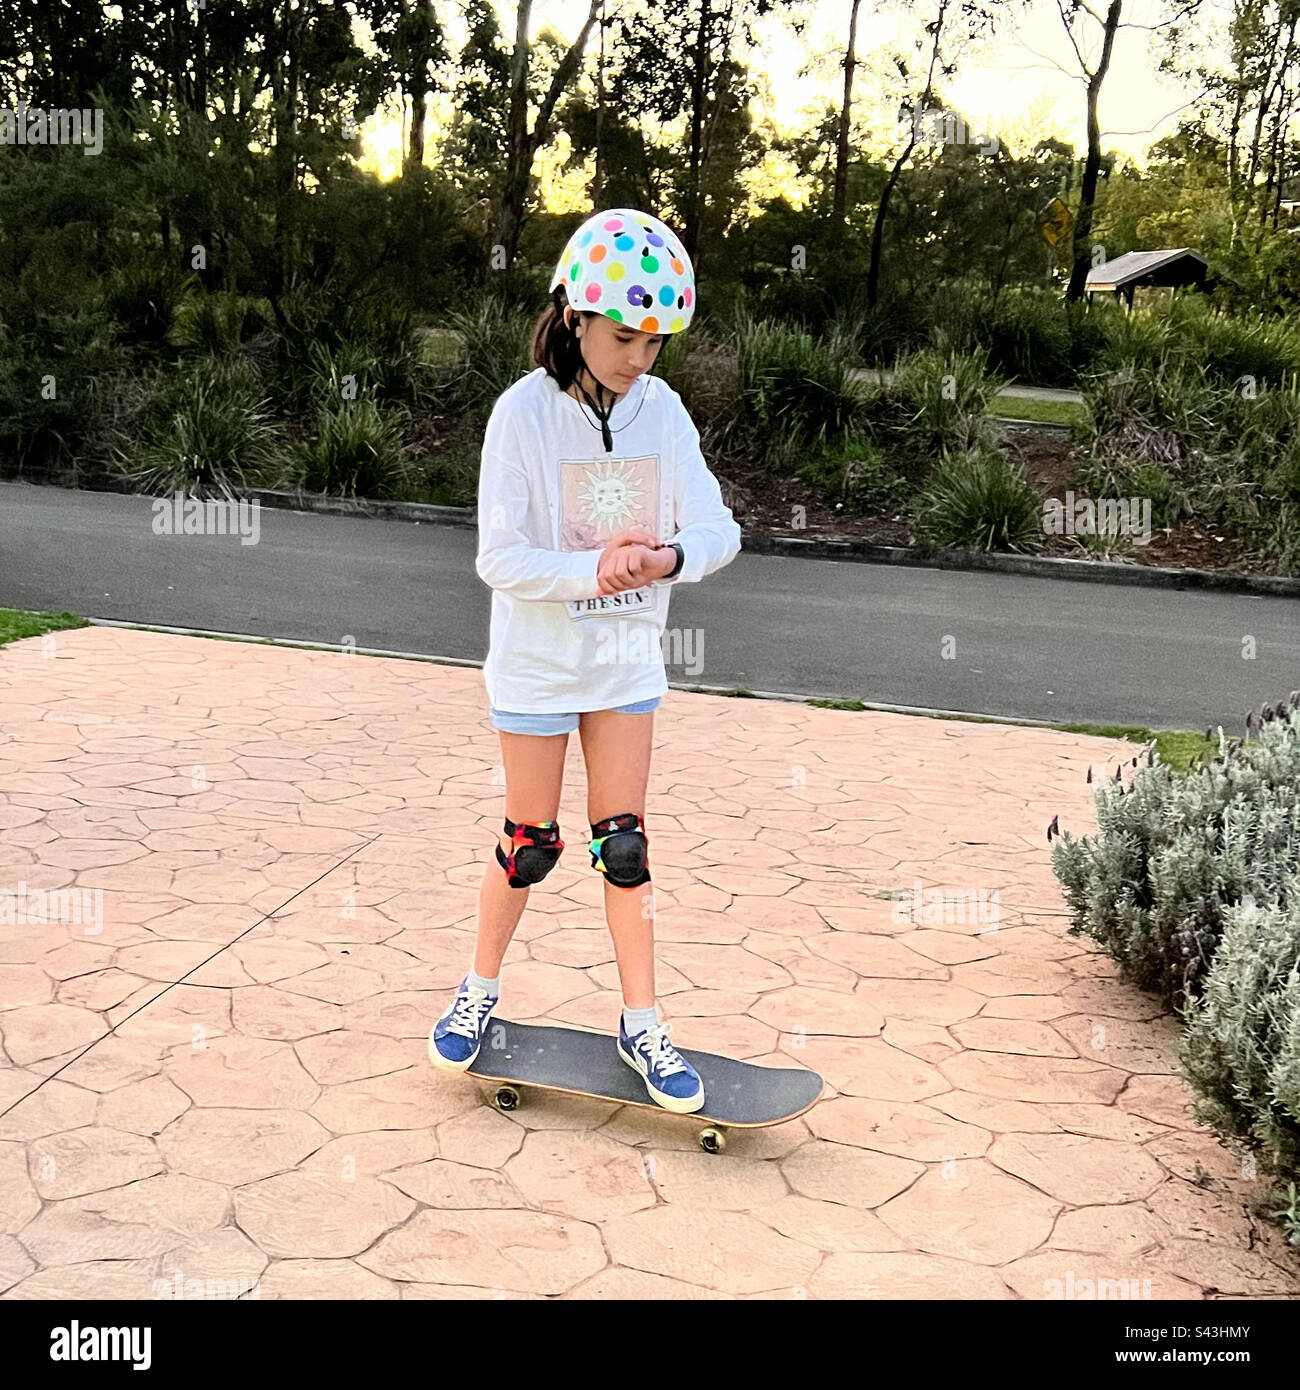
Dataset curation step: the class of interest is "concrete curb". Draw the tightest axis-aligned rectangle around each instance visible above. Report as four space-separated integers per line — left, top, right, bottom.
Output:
240 486 1300 600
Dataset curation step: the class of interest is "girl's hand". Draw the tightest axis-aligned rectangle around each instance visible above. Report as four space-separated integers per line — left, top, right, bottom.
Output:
597 544 677 595
596 528 661 595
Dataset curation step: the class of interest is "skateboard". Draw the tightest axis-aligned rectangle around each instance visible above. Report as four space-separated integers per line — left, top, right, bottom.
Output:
462 1017 824 1154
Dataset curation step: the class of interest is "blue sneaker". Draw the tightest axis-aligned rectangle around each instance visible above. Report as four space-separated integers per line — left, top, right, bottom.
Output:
429 978 499 1072
617 1018 705 1113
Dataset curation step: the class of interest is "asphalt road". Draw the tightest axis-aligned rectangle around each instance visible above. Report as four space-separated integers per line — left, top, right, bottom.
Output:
2 479 1296 732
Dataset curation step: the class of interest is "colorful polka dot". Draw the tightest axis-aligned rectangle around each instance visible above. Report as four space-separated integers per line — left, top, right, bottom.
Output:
589 244 606 262
639 316 659 332
670 316 684 332
614 233 635 251
641 254 659 273
603 217 623 232
671 257 684 274
584 283 601 303
657 285 674 307
606 308 624 322
606 263 624 281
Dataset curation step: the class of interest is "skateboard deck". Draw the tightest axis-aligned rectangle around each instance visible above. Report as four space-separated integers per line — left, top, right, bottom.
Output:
463 1017 824 1153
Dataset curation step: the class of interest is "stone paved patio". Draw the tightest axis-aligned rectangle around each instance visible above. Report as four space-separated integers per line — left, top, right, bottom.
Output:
1 625 1298 1300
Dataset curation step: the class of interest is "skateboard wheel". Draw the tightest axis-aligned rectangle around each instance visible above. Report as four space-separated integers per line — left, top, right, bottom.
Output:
698 1127 726 1155
493 1086 520 1112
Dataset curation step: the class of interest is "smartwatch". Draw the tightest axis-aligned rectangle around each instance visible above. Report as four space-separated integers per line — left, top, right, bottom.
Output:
665 542 684 578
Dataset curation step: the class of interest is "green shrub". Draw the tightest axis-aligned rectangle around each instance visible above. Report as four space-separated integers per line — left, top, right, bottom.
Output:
1051 697 1300 1015
1078 358 1221 464
858 342 1004 473
101 265 190 350
112 364 278 494
1228 497 1300 577
1090 298 1300 387
1179 885 1300 1179
653 330 738 451
1073 456 1191 531
442 292 533 419
797 430 909 513
169 292 271 357
976 288 1074 386
1167 297 1300 385
913 446 1044 551
1078 358 1300 557
731 310 870 469
0 311 121 474
890 341 1005 450
292 399 411 498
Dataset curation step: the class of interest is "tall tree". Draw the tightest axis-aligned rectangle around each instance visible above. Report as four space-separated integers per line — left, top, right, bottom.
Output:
866 0 998 308
499 0 604 264
1055 0 1125 300
833 0 865 226
600 0 802 274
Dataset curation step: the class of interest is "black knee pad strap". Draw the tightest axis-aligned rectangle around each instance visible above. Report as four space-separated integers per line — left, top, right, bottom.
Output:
589 812 651 888
496 817 564 887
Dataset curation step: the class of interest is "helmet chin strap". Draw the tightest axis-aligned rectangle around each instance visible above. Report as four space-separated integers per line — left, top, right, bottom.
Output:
572 317 616 453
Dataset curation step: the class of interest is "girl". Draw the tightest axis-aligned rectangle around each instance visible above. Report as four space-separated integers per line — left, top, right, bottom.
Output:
428 208 741 1114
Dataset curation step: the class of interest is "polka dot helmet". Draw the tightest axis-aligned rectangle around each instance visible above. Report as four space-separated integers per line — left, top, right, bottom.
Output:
550 208 696 334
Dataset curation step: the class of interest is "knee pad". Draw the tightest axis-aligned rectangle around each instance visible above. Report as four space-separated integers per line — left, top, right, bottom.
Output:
589 812 650 888
496 817 564 888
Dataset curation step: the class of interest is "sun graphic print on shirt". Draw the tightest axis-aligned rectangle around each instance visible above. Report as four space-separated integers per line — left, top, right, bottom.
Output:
558 453 662 623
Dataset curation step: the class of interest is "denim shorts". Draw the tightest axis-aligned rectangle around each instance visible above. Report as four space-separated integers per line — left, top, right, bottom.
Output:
489 695 661 735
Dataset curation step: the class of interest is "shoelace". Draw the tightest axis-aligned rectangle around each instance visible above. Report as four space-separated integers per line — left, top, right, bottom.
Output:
636 1020 686 1077
447 987 495 1039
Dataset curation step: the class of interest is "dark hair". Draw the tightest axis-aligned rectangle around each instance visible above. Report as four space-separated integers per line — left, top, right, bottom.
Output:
530 283 590 392
530 282 664 392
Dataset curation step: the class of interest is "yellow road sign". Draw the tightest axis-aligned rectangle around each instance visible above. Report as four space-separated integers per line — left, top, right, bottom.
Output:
1037 196 1074 246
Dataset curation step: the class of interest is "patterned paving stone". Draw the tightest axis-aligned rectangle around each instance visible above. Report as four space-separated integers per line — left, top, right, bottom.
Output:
234 1170 416 1258
875 1161 1060 1263
602 1207 818 1294
256 1259 400 1299
809 1250 1013 1299
357 1209 606 1295
988 1132 1168 1205
28 1126 165 1199
0 626 1293 1300
998 1250 1203 1300
808 1097 990 1161
782 1139 925 1208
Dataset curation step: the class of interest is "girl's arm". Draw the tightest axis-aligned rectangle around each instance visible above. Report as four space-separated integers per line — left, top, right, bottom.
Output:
475 445 602 603
649 403 743 589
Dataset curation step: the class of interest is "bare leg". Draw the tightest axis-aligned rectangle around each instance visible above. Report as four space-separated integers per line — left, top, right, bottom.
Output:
472 728 568 978
578 707 656 1010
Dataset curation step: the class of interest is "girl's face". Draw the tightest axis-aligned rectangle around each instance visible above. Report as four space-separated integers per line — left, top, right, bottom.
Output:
565 308 665 393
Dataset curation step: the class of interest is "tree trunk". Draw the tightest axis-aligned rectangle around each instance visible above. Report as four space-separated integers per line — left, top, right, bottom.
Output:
866 139 915 308
594 0 606 206
683 0 712 267
495 0 602 266
1066 0 1122 302
408 91 428 168
866 0 950 309
832 0 862 226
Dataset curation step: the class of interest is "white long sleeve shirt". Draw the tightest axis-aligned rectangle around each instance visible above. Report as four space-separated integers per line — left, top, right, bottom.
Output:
476 366 742 713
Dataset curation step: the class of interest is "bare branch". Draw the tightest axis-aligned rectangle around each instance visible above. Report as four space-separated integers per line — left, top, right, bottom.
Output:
1054 0 1094 76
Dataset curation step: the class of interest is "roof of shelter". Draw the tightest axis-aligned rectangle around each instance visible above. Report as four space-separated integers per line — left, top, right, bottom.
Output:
1085 248 1208 291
